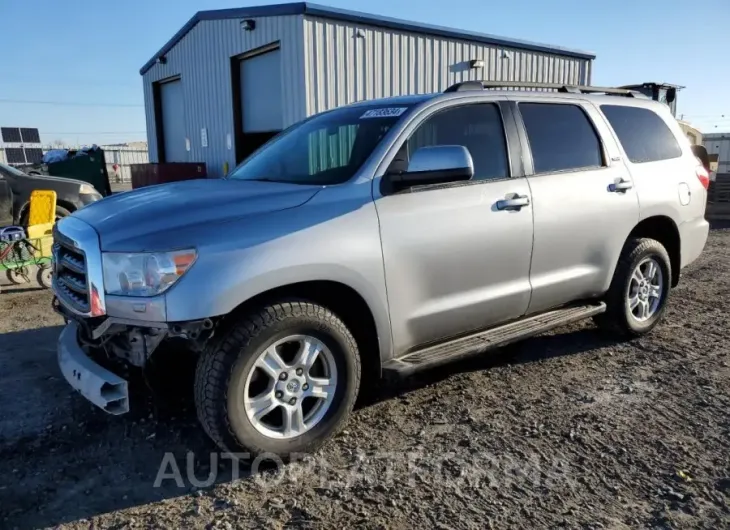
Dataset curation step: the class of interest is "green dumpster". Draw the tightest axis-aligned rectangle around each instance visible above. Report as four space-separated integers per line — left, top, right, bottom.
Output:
46 147 113 196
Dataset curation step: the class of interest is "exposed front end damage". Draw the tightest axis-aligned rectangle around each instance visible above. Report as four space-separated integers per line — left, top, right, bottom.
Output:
54 297 216 366
53 296 218 415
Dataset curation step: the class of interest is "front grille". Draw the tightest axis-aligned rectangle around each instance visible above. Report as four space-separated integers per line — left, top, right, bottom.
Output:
53 240 90 313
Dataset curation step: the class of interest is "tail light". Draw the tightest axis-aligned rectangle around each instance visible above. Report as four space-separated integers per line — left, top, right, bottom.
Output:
695 158 710 190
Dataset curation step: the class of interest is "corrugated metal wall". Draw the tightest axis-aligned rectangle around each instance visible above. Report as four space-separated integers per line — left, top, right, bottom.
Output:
302 16 591 116
142 15 306 177
704 134 730 174
142 14 592 177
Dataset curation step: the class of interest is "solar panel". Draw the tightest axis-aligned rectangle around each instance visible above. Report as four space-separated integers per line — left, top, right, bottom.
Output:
20 128 41 144
5 148 25 164
1 127 21 143
24 148 43 163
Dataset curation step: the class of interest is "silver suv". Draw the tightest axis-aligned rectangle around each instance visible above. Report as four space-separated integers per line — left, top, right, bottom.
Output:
53 82 710 457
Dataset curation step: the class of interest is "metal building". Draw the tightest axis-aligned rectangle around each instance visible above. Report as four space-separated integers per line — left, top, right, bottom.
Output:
140 2 595 177
704 133 730 175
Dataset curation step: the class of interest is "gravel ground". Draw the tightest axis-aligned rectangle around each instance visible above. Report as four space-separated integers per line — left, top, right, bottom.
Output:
1 228 729 530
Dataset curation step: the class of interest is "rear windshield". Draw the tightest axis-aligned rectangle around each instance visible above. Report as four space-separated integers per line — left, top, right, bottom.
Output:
600 105 682 164
228 105 412 185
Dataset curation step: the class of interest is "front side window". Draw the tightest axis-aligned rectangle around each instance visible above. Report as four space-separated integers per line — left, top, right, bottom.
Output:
600 105 682 164
228 105 412 185
519 103 604 174
401 103 509 181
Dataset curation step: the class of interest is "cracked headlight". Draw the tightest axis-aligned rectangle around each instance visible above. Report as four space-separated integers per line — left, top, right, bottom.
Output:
102 250 197 296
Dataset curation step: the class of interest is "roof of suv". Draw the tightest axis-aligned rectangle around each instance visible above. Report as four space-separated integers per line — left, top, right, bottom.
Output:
345 87 669 113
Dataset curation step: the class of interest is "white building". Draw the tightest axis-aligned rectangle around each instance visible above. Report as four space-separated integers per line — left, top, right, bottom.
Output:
140 2 595 177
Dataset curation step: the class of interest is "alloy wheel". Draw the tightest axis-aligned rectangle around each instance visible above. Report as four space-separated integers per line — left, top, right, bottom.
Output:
627 257 664 322
242 335 337 439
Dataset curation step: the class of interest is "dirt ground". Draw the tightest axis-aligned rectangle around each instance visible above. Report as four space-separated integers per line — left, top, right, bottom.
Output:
1 228 729 530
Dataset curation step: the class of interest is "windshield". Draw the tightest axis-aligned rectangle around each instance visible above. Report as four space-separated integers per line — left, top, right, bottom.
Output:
0 163 27 178
228 104 413 185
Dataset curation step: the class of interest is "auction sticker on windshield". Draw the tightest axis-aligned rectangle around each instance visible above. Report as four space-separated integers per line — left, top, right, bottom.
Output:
360 107 408 119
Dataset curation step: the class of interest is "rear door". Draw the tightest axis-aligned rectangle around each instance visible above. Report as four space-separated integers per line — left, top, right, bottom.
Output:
599 104 706 224
511 98 640 313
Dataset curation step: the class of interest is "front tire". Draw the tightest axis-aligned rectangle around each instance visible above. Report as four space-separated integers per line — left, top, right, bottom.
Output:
194 301 361 458
36 264 53 289
594 237 672 337
55 205 72 221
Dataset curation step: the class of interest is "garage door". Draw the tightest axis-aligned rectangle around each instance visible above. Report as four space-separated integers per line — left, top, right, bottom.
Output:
160 79 187 162
241 49 283 133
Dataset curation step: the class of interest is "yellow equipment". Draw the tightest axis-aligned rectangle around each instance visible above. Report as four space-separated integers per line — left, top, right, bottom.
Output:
25 190 57 258
0 190 57 290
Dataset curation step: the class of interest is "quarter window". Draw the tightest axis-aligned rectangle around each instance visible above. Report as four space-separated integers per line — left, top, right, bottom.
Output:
601 105 682 163
519 103 604 174
403 104 509 181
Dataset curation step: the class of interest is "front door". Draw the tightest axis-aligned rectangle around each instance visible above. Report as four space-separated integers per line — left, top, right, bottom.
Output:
375 102 534 355
511 99 640 313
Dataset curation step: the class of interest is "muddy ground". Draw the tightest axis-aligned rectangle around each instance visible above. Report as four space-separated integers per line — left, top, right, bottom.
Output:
1 228 729 530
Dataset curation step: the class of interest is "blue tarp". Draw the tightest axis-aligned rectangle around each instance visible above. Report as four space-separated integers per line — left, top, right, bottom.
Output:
42 145 101 164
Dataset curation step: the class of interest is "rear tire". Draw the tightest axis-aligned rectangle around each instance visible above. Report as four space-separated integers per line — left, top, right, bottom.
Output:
6 269 29 285
594 237 671 337
194 301 361 458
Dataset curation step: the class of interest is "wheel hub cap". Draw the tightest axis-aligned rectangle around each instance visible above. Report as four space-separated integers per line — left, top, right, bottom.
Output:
627 257 664 322
242 335 338 440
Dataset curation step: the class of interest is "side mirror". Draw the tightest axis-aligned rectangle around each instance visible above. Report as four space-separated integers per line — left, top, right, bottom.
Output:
691 144 710 172
386 145 474 192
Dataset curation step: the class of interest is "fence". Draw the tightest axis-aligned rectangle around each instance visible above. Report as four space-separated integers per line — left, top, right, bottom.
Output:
0 146 149 183
101 147 149 182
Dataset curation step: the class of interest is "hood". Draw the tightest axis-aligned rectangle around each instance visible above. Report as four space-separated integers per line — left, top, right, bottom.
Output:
32 174 88 187
72 179 321 250
18 173 88 188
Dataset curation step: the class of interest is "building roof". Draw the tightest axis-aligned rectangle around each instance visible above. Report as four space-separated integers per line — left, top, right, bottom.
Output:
140 2 595 75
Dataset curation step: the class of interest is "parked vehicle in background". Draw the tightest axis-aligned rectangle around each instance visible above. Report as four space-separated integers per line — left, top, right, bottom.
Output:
53 82 709 458
0 162 103 226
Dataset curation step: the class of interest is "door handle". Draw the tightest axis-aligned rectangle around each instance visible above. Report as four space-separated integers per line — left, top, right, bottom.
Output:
609 178 633 192
496 194 530 210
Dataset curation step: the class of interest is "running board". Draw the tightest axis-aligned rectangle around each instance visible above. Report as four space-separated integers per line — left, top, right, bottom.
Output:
383 303 606 377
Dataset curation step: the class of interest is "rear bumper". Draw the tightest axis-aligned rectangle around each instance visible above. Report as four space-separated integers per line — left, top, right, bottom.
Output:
679 216 710 269
58 322 130 415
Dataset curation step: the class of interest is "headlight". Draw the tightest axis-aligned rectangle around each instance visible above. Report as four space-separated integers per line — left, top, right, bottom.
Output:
79 184 97 194
102 249 197 296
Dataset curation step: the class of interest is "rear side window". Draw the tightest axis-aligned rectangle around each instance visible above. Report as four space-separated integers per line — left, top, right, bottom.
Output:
519 103 604 174
600 105 682 163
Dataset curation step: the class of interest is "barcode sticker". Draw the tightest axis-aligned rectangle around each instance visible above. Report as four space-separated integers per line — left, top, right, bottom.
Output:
360 107 408 119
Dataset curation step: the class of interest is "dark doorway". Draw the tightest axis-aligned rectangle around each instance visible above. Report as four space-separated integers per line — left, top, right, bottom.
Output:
153 76 185 163
231 42 283 164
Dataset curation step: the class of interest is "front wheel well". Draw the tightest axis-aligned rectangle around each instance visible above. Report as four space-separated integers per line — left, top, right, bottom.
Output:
628 216 681 286
56 200 76 215
17 199 75 224
228 281 381 391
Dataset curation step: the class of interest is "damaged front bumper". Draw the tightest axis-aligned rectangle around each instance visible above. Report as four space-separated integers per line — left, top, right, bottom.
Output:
54 297 216 415
58 321 130 415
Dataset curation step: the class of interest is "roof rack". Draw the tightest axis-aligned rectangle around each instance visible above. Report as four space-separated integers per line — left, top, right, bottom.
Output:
444 81 647 98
